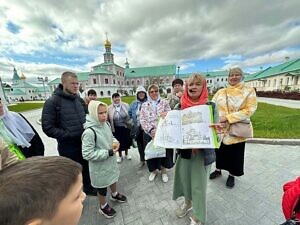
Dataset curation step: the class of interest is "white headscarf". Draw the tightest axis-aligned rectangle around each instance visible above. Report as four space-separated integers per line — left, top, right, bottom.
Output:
88 100 107 124
0 103 35 148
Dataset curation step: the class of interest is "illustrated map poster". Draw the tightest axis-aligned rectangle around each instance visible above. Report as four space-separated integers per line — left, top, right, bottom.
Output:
154 105 219 149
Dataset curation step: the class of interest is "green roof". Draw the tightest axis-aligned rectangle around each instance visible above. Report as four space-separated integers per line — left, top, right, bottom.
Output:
48 72 89 84
76 72 89 81
179 70 228 79
12 68 20 81
204 71 229 77
13 81 36 88
10 88 26 95
247 58 300 81
125 65 176 78
89 68 113 75
48 78 60 85
35 86 51 92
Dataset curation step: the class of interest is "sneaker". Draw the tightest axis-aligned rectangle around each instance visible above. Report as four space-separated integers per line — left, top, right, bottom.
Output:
125 154 132 160
116 156 122 163
149 172 157 181
111 193 127 203
226 175 235 188
162 173 168 183
99 204 116 218
209 170 222 179
175 201 192 218
189 216 202 225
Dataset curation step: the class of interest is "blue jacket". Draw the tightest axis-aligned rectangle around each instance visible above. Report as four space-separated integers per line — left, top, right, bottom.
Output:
128 86 147 137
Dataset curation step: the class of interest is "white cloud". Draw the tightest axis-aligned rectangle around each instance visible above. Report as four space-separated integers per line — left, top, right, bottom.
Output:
0 0 300 78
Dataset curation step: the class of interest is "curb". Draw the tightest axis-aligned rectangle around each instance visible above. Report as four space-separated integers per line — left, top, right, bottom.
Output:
247 138 300 146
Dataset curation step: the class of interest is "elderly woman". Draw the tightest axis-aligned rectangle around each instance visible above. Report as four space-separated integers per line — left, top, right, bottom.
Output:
210 67 257 188
108 93 132 163
140 84 173 182
172 74 219 225
128 86 148 167
0 98 44 158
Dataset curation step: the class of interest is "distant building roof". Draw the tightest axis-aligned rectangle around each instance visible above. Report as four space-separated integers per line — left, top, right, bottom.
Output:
179 70 229 79
10 88 26 95
12 68 20 81
89 68 113 75
125 65 176 78
13 81 36 88
48 78 60 85
77 72 89 81
246 58 300 81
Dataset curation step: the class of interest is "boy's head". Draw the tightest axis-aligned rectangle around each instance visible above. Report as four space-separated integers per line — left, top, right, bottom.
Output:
88 100 108 123
0 156 85 225
87 89 97 101
171 78 184 94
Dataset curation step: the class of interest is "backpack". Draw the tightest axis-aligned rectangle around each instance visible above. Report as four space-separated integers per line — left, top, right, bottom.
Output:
86 122 112 144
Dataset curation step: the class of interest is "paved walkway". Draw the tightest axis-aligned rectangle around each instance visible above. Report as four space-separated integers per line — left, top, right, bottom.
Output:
23 109 300 225
257 97 300 109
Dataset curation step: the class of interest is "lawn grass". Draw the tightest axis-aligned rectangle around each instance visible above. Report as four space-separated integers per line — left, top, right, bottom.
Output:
251 103 300 138
98 96 136 105
6 99 300 139
7 102 45 112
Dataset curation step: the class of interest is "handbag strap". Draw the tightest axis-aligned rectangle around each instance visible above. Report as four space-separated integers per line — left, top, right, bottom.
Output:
224 88 252 114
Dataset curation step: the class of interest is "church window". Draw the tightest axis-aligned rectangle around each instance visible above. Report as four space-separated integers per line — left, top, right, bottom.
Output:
127 81 129 85
100 91 103 96
93 78 96 84
108 91 111 96
113 79 115 84
105 78 109 84
132 80 135 85
137 80 140 85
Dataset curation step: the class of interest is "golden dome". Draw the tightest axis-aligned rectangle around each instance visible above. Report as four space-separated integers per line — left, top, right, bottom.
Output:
20 73 26 80
104 38 111 48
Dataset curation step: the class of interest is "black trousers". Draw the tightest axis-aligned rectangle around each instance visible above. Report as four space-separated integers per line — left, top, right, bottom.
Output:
136 128 145 162
215 141 246 176
97 187 107 196
58 142 92 190
143 133 174 172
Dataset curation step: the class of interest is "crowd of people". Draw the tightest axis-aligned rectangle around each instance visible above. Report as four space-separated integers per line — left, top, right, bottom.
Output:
0 69 299 225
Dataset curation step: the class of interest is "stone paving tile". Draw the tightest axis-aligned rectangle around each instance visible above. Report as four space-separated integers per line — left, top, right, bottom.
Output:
77 143 299 225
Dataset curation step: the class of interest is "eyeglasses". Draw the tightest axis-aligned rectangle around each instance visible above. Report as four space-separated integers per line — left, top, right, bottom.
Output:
149 90 158 94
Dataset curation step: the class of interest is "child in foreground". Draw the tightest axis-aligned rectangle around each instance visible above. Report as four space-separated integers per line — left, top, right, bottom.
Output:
82 100 127 218
0 156 85 225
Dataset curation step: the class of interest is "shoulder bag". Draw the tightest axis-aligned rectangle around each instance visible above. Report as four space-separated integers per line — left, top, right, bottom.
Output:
225 90 253 138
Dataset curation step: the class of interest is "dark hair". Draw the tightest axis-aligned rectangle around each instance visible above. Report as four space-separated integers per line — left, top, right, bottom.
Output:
172 78 184 87
112 93 120 98
0 156 82 225
87 89 97 96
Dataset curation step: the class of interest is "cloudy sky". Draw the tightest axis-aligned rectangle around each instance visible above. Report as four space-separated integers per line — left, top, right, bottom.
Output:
1 0 300 82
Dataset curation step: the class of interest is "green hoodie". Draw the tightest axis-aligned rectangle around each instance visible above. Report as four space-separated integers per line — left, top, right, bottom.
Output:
82 114 120 188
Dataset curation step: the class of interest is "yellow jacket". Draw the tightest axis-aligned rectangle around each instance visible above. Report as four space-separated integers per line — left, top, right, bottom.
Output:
212 83 257 145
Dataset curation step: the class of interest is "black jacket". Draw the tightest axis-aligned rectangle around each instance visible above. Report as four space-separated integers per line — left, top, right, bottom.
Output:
18 113 45 157
42 84 86 152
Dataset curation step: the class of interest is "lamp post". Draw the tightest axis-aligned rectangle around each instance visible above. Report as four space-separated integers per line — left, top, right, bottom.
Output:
37 76 48 99
177 66 180 78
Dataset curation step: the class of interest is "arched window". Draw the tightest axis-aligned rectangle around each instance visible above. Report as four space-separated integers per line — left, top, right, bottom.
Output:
137 80 140 85
108 91 111 96
132 80 135 85
127 81 129 85
100 91 103 96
